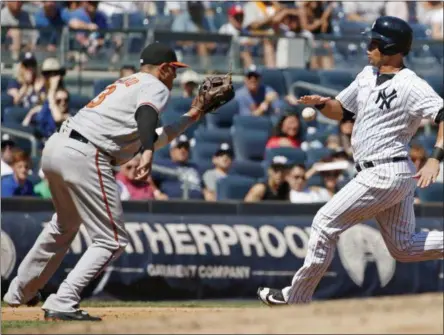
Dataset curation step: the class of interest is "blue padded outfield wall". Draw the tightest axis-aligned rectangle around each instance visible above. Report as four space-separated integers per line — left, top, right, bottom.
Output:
1 210 443 301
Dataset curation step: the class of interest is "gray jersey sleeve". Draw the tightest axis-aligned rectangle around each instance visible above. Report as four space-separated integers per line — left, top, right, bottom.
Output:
336 79 359 114
408 79 444 121
136 82 170 114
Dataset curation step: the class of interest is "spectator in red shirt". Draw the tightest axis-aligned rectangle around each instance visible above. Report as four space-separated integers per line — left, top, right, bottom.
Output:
115 155 168 201
266 113 302 149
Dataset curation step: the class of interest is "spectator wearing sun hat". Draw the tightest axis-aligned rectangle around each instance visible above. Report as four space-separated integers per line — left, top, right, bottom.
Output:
180 70 200 98
203 143 234 201
244 155 291 202
22 57 70 139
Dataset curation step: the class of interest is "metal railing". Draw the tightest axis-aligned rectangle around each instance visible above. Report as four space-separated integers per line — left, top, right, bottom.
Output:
1 126 39 158
151 163 191 200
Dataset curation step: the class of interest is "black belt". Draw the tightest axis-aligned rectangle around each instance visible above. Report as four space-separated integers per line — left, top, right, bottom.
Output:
355 157 408 172
69 129 89 144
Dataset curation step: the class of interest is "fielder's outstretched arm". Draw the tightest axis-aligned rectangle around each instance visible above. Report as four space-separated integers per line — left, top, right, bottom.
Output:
153 108 200 150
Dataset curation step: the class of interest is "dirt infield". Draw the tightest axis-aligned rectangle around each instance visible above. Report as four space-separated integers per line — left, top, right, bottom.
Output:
2 293 443 334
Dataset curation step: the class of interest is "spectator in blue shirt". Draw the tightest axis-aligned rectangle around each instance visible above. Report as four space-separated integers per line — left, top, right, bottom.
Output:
66 1 108 56
152 135 210 200
7 53 46 109
22 58 69 140
1 150 35 197
235 65 279 116
34 1 68 52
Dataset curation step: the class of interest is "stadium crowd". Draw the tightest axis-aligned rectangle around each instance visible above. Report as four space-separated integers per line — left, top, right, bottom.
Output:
1 1 443 203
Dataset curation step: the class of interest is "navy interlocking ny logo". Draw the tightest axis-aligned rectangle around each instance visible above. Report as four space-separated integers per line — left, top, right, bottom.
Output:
375 88 397 110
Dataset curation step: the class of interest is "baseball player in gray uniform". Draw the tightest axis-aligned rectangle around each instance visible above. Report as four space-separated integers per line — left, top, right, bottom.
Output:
258 16 444 305
3 43 234 320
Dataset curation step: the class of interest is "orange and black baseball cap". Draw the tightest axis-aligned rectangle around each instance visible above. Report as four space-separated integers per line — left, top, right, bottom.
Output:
140 43 188 68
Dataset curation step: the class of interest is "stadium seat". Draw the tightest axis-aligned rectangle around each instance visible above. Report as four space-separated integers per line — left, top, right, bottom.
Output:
414 134 436 149
318 70 354 90
232 115 272 134
261 69 288 96
168 97 194 113
306 148 334 167
416 183 444 203
70 94 91 111
410 23 431 40
229 160 265 179
192 157 213 174
283 68 321 97
232 129 269 162
193 126 232 145
425 75 444 98
206 99 238 129
3 107 29 125
306 174 324 187
216 175 256 200
192 142 223 161
264 147 306 167
153 144 171 162
109 13 124 29
93 79 115 96
1 93 13 109
1 75 11 92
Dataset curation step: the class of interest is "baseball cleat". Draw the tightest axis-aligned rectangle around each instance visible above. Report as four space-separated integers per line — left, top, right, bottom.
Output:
43 309 102 321
26 292 42 307
257 287 287 306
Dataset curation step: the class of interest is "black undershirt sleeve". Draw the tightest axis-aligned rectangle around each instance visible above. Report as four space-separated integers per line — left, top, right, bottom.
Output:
342 108 355 121
435 107 444 124
135 105 159 151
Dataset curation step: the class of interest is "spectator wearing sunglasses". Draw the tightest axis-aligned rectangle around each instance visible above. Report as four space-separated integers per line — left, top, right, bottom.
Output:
22 58 69 139
287 164 331 203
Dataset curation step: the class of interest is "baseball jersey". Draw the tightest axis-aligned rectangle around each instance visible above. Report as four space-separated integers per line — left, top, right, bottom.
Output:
68 72 170 165
336 66 443 162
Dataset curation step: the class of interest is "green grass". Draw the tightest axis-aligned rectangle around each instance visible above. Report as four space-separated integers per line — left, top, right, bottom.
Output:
1 299 263 333
1 321 57 334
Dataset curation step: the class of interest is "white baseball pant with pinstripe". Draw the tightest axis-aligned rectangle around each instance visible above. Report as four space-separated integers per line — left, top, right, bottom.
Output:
283 159 443 304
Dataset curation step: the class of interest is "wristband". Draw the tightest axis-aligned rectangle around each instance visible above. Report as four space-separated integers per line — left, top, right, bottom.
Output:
431 147 444 162
315 103 326 110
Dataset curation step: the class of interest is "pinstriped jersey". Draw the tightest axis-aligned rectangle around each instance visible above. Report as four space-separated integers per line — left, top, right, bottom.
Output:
67 72 170 165
336 66 443 162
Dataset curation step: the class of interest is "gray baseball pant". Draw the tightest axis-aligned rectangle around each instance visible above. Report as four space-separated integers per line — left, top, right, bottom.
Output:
3 128 128 312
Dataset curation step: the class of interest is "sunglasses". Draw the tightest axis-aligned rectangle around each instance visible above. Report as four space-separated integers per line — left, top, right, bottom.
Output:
56 98 69 104
124 165 137 170
291 174 305 180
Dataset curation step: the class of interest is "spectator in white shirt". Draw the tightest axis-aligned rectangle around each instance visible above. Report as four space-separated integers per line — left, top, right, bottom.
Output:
288 164 331 204
1 135 16 177
180 70 200 98
219 4 254 68
342 1 385 23
384 1 409 22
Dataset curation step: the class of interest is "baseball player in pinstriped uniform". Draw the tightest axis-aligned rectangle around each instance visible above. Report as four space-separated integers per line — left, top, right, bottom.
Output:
3 43 234 320
258 16 444 306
